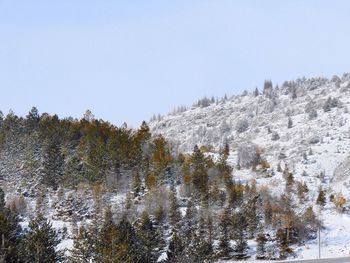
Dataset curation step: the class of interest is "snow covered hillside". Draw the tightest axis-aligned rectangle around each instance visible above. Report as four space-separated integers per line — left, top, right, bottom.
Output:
151 74 350 196
150 73 350 259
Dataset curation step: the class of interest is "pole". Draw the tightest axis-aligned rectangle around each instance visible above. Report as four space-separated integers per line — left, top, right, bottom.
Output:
318 226 321 259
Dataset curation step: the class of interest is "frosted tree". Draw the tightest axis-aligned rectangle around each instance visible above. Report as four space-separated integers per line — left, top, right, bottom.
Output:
235 118 249 133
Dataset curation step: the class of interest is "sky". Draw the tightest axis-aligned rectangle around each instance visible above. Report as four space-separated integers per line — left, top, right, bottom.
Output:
1 0 350 127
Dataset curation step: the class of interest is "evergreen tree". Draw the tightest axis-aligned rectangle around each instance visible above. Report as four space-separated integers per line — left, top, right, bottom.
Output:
276 228 292 259
244 195 260 238
41 137 64 190
0 188 23 263
114 216 138 263
62 154 83 189
132 169 142 198
151 135 172 182
169 184 182 230
167 229 184 263
256 232 268 259
181 160 192 197
263 80 273 98
86 217 100 261
155 204 166 224
134 121 152 168
303 207 318 234
183 198 197 247
22 213 64 263
232 212 248 259
254 87 259 97
136 211 162 263
0 188 5 210
217 207 232 258
217 144 232 187
323 97 332 112
228 181 244 208
297 181 308 202
285 172 294 191
195 210 213 262
96 207 120 262
316 187 326 206
191 145 209 199
26 106 40 131
264 200 273 226
69 225 94 263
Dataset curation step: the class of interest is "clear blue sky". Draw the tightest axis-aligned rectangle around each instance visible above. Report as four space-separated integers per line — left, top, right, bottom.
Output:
1 0 349 126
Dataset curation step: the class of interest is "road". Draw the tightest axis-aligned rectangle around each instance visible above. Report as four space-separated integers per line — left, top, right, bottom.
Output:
276 257 350 263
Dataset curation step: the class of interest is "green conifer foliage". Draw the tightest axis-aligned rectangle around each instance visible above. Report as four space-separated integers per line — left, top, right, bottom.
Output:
69 225 94 263
191 145 209 199
22 213 64 263
0 187 22 263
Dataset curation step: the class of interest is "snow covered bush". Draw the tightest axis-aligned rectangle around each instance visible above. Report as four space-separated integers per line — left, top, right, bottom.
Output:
271 132 280 141
237 143 261 168
308 135 320 144
308 109 318 120
323 97 340 112
235 118 249 134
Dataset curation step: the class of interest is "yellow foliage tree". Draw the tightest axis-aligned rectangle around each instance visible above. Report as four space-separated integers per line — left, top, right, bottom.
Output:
332 192 346 212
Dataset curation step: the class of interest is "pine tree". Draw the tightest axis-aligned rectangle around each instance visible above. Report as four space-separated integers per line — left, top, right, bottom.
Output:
287 117 293 129
285 172 294 191
276 228 292 259
254 87 259 97
114 216 138 263
232 212 248 259
167 229 184 263
0 188 5 210
244 195 260 238
218 144 232 187
41 137 64 190
181 160 192 197
22 213 64 263
137 121 151 143
155 204 165 224
0 188 22 263
263 80 273 98
136 211 162 263
297 181 308 202
132 169 142 198
217 207 232 258
316 187 326 206
256 232 268 259
26 106 40 131
62 154 83 189
264 199 273 226
323 97 332 112
96 207 121 262
169 184 182 230
191 145 209 199
151 135 172 182
69 225 94 263
228 181 244 208
303 206 318 235
183 198 197 247
195 210 213 262
86 217 100 261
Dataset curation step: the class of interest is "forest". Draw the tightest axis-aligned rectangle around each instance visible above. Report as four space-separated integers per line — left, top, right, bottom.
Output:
0 108 323 262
